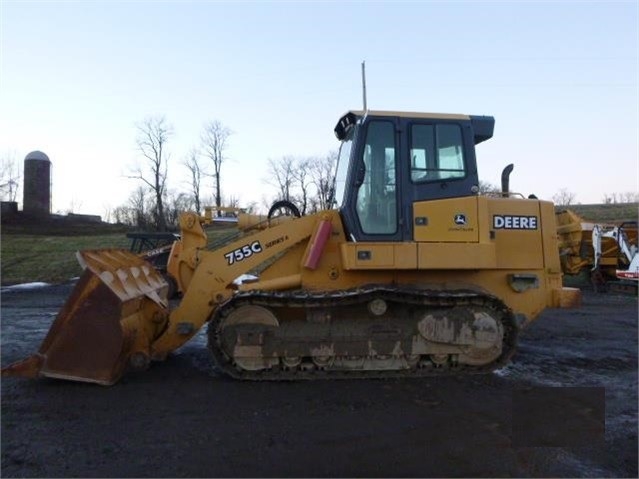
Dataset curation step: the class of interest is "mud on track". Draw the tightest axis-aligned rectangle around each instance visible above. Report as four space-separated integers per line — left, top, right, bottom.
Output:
1 283 637 478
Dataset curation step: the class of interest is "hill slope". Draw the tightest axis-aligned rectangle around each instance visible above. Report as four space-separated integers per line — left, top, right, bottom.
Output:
559 203 638 223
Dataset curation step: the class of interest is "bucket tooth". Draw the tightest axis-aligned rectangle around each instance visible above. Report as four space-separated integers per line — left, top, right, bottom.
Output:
77 250 168 305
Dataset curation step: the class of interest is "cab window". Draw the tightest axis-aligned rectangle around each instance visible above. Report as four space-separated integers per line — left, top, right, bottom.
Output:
411 124 465 182
355 121 397 234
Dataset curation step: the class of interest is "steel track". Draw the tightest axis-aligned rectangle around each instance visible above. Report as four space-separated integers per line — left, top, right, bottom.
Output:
208 285 519 380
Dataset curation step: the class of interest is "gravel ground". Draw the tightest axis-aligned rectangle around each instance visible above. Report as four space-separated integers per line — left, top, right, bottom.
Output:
1 283 637 478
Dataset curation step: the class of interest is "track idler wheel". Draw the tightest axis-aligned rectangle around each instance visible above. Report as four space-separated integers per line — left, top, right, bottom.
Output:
218 305 280 372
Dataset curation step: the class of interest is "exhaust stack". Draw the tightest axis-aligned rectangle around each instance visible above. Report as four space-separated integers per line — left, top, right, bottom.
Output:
501 164 514 197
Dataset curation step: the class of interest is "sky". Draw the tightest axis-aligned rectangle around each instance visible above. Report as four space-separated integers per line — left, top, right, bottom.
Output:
1 0 637 218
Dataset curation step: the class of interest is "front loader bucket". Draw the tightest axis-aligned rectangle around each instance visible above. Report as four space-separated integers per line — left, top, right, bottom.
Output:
1 250 169 386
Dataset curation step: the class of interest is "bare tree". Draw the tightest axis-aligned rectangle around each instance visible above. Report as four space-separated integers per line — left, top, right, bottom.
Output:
225 194 241 209
102 204 112 224
260 194 273 214
165 190 193 228
552 188 576 207
183 147 205 215
130 116 173 231
130 186 151 228
113 186 151 227
478 180 499 195
310 151 338 210
267 156 297 204
112 206 131 226
602 192 639 204
66 197 84 214
266 152 340 214
293 158 313 215
201 120 232 214
0 151 21 202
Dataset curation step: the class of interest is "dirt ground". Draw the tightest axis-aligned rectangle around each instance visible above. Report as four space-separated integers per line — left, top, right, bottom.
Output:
1 283 637 478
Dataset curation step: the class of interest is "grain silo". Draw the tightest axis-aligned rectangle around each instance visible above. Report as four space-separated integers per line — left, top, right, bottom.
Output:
23 150 51 216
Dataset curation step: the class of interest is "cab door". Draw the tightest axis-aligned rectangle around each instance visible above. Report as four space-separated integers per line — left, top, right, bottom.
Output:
340 117 403 242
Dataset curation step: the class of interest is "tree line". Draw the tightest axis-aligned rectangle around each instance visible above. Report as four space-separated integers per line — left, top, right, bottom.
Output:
2 126 636 230
106 115 337 231
552 188 639 207
476 182 638 208
115 116 234 231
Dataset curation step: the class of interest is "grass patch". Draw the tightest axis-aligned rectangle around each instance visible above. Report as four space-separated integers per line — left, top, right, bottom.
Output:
1 224 239 286
1 233 131 285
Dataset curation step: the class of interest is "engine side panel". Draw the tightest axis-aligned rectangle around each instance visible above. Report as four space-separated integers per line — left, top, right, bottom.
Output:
250 199 565 324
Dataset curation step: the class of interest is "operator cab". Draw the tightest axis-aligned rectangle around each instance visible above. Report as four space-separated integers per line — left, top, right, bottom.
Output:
333 110 494 242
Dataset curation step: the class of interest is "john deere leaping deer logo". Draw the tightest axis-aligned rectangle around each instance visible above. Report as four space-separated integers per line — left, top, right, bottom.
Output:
454 214 467 225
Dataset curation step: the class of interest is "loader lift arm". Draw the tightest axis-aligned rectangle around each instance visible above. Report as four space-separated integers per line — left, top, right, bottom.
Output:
149 214 321 360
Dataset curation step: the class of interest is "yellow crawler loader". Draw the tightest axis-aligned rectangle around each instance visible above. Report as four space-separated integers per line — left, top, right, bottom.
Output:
1 110 580 385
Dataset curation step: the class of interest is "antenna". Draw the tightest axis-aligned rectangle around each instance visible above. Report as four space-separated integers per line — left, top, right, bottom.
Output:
361 60 367 111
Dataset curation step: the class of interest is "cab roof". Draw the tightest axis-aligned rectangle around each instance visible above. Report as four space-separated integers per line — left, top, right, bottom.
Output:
335 110 494 144
349 109 469 120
